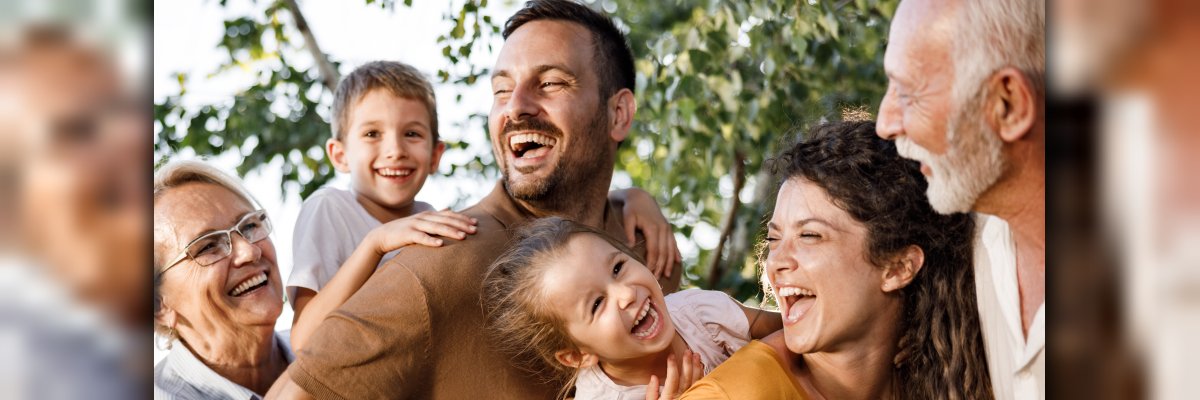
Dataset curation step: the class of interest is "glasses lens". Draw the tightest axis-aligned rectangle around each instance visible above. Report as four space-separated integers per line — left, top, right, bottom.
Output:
187 233 232 266
238 211 272 243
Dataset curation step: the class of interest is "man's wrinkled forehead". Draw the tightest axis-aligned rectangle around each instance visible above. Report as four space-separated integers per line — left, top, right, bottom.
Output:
493 19 594 80
884 0 959 80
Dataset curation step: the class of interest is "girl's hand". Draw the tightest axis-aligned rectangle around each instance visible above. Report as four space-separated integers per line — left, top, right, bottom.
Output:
370 210 477 254
618 188 681 279
645 350 705 399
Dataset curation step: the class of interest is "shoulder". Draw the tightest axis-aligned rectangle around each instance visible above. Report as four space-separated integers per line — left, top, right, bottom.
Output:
296 187 359 223
680 341 804 400
666 289 745 329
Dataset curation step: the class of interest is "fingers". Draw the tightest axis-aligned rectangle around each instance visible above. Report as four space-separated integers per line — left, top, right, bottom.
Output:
644 375 661 400
662 224 672 277
624 212 638 246
679 351 693 395
421 210 478 233
688 352 704 387
663 231 680 280
409 211 477 240
661 354 680 399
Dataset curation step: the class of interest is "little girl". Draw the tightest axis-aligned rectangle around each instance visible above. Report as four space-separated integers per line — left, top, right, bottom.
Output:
482 217 781 399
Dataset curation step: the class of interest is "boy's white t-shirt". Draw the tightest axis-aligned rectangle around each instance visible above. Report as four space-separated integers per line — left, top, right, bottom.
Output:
573 289 753 400
285 187 400 301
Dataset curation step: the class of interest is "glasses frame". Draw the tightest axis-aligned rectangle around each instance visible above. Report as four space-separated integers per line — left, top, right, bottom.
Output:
158 210 271 277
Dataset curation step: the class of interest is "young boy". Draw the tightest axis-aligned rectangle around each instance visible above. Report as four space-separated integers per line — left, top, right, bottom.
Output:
287 61 679 352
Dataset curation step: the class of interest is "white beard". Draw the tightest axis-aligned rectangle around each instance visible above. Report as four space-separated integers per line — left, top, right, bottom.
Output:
895 97 1005 214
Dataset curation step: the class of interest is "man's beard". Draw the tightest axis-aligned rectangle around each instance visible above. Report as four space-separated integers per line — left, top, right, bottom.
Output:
895 92 1005 214
501 111 611 203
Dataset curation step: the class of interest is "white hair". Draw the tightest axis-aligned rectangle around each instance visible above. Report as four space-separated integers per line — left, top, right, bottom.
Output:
951 0 1045 109
152 159 263 337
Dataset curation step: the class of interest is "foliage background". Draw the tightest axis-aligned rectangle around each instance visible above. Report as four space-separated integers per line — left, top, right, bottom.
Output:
153 0 898 304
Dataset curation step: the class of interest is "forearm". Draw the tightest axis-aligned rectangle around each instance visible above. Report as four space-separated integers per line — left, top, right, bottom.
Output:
742 304 783 339
291 235 385 352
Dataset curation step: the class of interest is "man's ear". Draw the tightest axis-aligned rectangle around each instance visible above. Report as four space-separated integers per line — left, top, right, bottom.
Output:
606 88 636 143
326 138 351 173
554 348 599 370
429 141 447 172
984 67 1038 143
881 245 925 293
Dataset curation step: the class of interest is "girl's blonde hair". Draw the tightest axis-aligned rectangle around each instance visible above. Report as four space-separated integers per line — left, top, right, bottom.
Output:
481 216 643 399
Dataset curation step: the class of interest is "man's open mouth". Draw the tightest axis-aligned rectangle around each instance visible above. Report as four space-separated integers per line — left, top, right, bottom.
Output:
508 133 557 159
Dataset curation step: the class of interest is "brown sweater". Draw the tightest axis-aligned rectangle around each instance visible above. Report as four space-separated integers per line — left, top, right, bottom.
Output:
287 182 679 399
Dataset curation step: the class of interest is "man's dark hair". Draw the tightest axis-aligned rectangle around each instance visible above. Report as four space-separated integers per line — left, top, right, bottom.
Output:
503 0 635 99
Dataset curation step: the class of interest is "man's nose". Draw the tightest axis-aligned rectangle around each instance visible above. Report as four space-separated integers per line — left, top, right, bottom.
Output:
505 85 540 122
876 88 904 140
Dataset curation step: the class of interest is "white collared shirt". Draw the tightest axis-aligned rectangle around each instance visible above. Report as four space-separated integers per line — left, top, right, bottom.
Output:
974 214 1046 400
153 332 294 400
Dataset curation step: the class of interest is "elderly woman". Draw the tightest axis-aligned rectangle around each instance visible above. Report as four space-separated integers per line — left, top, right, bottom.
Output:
681 121 992 399
153 160 291 399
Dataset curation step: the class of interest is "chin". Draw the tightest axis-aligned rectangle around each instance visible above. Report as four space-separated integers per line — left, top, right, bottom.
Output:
783 328 816 355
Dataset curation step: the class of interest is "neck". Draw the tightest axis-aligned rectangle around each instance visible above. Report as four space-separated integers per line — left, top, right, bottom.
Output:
179 324 286 396
975 133 1046 335
795 303 901 400
354 193 415 224
599 333 690 387
509 181 612 229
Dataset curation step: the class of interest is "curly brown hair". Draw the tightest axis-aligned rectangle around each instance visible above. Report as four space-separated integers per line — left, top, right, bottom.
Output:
767 120 992 399
480 216 645 399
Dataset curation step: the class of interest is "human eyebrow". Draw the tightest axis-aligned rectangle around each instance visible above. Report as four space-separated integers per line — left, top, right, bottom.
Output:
795 218 842 232
534 64 577 80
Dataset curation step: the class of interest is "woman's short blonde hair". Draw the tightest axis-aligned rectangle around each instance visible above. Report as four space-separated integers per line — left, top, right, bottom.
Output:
152 159 262 337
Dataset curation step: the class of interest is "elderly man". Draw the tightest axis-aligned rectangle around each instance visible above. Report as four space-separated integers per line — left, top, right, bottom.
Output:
268 1 678 398
875 0 1045 399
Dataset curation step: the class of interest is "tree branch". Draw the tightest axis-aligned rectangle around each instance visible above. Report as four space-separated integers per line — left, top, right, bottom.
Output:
283 0 339 92
707 150 747 286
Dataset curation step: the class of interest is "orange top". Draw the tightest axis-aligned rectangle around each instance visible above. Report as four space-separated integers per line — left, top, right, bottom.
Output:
680 340 809 400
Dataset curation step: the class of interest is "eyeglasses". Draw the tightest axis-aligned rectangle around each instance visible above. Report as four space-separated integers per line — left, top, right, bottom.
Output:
158 210 272 277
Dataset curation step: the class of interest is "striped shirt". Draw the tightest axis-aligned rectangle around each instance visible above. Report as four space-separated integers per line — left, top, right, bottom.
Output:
153 332 293 400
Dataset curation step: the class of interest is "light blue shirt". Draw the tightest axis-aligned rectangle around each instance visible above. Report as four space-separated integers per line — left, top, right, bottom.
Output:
153 332 293 400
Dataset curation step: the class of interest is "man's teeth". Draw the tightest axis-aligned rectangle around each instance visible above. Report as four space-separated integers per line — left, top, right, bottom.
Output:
507 133 557 151
229 272 267 296
777 287 815 297
377 168 413 177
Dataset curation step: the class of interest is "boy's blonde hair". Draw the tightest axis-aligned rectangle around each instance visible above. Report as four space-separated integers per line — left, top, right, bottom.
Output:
330 61 438 143
481 216 644 399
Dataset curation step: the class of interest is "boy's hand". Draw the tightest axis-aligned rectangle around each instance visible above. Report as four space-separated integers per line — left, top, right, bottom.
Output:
370 210 477 255
621 188 681 279
645 350 704 399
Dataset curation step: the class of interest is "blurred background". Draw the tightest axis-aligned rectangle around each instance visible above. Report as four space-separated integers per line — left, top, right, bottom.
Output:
1 0 149 398
2 0 1197 398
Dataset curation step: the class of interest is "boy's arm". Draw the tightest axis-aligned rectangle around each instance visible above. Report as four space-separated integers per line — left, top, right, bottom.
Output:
609 187 681 280
290 210 476 353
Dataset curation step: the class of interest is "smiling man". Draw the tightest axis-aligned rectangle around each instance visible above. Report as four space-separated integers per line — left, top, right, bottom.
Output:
875 0 1045 399
267 1 678 398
